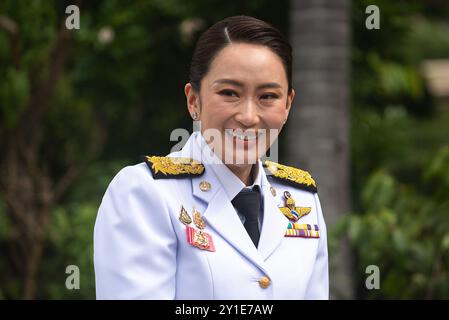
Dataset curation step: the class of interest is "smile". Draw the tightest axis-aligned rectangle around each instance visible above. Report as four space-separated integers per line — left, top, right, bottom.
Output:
225 129 264 141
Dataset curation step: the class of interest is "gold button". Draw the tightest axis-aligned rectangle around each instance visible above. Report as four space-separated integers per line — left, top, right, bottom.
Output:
270 187 276 197
259 276 271 289
199 181 211 192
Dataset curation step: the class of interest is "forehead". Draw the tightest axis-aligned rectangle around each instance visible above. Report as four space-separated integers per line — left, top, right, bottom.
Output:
205 43 288 87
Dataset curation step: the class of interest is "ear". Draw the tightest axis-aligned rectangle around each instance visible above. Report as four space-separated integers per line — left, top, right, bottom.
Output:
285 88 295 119
184 83 200 115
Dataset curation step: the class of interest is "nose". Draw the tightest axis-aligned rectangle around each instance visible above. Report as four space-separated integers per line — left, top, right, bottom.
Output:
234 99 260 127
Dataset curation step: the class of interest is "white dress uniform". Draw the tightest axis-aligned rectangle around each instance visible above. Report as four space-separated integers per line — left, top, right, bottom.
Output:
94 131 329 299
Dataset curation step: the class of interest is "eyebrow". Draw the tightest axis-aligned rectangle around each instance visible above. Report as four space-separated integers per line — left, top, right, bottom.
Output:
212 79 283 90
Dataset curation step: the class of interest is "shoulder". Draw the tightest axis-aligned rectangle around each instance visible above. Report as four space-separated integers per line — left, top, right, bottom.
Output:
102 162 155 205
263 160 317 193
105 155 205 196
99 158 191 221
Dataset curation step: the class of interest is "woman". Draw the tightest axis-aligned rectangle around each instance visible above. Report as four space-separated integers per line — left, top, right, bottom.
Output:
94 15 328 300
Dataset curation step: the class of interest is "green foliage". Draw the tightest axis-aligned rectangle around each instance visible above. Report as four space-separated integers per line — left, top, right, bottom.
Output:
403 17 449 63
351 0 442 116
0 0 291 299
335 146 449 298
41 203 97 299
0 68 28 128
36 160 125 299
347 0 449 298
351 106 415 210
423 147 449 201
0 202 9 239
349 90 449 299
352 106 413 172
1 0 448 300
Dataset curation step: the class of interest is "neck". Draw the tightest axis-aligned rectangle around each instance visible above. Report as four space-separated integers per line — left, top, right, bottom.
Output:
226 163 257 186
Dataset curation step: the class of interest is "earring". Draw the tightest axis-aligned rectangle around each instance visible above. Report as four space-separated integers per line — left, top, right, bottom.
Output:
191 111 199 121
283 118 287 124
192 111 201 132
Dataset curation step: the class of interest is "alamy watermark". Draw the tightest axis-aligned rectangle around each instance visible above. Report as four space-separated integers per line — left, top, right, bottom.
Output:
65 5 80 30
365 265 380 290
170 127 280 165
65 265 80 290
64 4 381 33
365 5 380 30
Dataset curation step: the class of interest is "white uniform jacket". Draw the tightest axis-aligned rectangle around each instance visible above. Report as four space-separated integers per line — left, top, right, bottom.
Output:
94 131 329 299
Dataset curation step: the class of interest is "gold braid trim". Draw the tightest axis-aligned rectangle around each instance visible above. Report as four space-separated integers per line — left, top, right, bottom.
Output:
264 160 317 190
146 156 204 176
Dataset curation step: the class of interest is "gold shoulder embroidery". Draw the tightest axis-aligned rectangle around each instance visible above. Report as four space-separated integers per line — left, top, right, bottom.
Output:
263 160 317 193
144 156 205 179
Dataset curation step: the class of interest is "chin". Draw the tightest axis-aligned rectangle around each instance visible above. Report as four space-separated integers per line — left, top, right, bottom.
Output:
229 146 261 166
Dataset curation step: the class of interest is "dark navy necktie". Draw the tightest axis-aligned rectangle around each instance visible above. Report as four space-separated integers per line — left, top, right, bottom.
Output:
231 186 261 248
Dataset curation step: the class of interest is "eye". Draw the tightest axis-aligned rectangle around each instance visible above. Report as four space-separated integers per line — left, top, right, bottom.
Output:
219 89 238 97
261 93 279 100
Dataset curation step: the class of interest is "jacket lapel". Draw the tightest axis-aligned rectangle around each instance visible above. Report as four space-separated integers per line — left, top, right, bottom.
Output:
200 188 268 274
181 132 269 273
257 165 290 261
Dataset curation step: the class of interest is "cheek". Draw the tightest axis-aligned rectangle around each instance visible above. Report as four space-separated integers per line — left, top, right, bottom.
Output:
263 107 287 127
201 108 230 129
203 98 233 120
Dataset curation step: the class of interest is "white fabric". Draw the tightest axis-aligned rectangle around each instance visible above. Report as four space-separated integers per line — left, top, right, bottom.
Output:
94 131 329 299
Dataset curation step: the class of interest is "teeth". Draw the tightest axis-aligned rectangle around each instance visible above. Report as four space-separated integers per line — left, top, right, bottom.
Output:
226 130 261 141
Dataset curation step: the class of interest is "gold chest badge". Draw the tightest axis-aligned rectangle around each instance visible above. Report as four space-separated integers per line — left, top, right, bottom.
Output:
180 206 215 252
278 191 311 221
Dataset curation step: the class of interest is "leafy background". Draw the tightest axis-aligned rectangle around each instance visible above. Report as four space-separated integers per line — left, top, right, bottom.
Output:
0 0 448 299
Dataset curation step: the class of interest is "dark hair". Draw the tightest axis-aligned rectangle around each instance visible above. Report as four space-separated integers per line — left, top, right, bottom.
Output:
189 15 293 94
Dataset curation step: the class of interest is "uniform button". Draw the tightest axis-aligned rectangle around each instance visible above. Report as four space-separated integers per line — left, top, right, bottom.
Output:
199 181 211 192
258 276 271 289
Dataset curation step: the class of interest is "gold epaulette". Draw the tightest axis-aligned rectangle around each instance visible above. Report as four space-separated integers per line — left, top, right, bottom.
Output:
263 160 317 193
144 156 205 179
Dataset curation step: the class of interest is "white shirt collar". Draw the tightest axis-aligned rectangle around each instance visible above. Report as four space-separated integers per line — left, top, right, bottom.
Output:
194 132 263 201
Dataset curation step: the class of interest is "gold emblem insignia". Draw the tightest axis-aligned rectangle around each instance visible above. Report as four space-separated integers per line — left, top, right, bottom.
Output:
182 206 215 252
193 207 206 229
145 156 205 178
278 191 311 221
179 205 192 225
263 160 317 193
193 230 209 248
186 225 216 251
270 186 277 197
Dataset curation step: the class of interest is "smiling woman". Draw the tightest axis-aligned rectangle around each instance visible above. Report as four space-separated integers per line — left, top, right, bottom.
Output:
94 15 329 300
185 42 293 177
